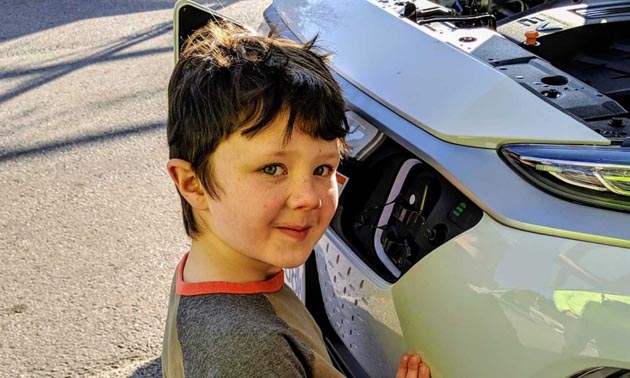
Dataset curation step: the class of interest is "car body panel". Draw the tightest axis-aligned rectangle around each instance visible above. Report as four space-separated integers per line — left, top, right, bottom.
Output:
304 213 630 378
271 0 609 148
393 214 630 377
308 216 630 378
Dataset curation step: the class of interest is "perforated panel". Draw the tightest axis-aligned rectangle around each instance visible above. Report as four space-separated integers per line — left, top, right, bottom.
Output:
285 265 305 303
314 232 405 378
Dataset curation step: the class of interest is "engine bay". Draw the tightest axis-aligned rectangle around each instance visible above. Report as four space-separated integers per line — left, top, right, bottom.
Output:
372 0 630 145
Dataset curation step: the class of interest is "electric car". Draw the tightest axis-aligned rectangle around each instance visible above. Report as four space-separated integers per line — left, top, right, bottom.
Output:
173 0 630 376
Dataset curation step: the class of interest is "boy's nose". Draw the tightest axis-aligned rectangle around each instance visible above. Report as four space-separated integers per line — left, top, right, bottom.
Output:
287 177 321 210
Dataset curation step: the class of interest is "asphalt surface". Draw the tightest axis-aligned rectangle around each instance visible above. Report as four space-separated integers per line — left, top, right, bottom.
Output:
0 1 269 377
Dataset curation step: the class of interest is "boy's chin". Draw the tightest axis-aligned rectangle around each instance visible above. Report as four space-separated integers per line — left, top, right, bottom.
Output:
275 254 312 270
264 262 303 280
264 257 307 274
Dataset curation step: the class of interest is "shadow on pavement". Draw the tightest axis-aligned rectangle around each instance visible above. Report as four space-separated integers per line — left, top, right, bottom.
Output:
0 21 172 105
0 121 165 163
0 0 173 42
1 0 250 43
132 357 162 378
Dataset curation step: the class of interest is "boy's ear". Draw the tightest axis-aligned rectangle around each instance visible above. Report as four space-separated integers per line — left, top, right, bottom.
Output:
166 159 208 210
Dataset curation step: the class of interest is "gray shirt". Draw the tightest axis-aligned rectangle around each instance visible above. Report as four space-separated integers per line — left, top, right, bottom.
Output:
162 253 344 378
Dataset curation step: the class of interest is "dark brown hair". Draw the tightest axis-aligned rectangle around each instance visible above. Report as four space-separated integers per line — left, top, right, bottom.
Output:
167 21 348 237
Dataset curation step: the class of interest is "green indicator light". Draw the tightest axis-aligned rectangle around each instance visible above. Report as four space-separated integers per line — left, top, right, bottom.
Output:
455 202 467 213
454 202 468 217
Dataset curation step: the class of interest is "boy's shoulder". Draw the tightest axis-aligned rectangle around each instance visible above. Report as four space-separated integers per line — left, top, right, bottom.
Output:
177 291 288 335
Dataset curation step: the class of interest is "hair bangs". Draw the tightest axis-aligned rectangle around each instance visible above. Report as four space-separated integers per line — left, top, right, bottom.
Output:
238 76 348 145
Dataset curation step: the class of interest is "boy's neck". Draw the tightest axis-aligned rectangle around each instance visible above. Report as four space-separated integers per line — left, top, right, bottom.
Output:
184 238 281 284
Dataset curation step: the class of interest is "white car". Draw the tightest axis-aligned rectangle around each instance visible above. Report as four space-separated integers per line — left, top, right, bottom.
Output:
174 0 630 377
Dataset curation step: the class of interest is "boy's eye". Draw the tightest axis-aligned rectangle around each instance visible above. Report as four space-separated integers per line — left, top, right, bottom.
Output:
314 165 334 177
261 164 286 176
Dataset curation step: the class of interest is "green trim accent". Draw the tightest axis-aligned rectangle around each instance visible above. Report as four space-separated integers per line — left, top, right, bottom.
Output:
604 175 630 182
420 184 428 212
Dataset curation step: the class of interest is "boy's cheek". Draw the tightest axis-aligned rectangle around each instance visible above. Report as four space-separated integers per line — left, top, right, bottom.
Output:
322 196 338 224
330 188 340 210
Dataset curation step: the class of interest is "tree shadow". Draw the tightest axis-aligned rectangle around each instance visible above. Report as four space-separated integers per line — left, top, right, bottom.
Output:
0 121 164 163
0 0 173 43
0 21 172 105
0 0 253 104
1 0 252 43
131 357 162 378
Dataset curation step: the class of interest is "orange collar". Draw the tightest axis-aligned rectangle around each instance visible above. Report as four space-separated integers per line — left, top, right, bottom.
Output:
176 252 285 296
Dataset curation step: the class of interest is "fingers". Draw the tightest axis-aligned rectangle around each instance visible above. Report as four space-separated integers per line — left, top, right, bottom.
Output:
420 361 431 378
396 353 431 378
406 353 421 378
396 354 409 378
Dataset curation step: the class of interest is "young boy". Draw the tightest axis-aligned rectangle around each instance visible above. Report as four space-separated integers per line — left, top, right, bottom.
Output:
162 21 430 378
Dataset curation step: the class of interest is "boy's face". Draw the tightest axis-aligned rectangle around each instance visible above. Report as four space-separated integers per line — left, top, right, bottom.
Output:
197 112 341 276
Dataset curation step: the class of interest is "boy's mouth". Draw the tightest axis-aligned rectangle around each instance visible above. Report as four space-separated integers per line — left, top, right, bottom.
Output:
276 226 312 241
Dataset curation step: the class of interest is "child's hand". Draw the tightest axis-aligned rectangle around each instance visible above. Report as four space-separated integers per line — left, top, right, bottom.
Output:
396 353 431 378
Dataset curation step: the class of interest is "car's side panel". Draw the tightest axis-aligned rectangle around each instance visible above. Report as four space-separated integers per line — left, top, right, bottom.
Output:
314 231 405 378
393 214 630 378
271 0 608 148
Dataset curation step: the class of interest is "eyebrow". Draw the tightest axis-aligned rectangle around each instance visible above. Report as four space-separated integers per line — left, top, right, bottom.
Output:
257 150 341 160
319 151 342 160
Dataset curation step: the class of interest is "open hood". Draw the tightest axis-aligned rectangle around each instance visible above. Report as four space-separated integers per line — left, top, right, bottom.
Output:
271 0 625 148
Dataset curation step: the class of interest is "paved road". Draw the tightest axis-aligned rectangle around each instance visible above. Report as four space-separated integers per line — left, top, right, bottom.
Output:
0 1 269 377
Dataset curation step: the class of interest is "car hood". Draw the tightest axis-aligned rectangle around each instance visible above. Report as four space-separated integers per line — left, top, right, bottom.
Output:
271 0 609 149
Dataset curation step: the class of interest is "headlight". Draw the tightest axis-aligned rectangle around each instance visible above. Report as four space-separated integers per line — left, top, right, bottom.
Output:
500 144 630 212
